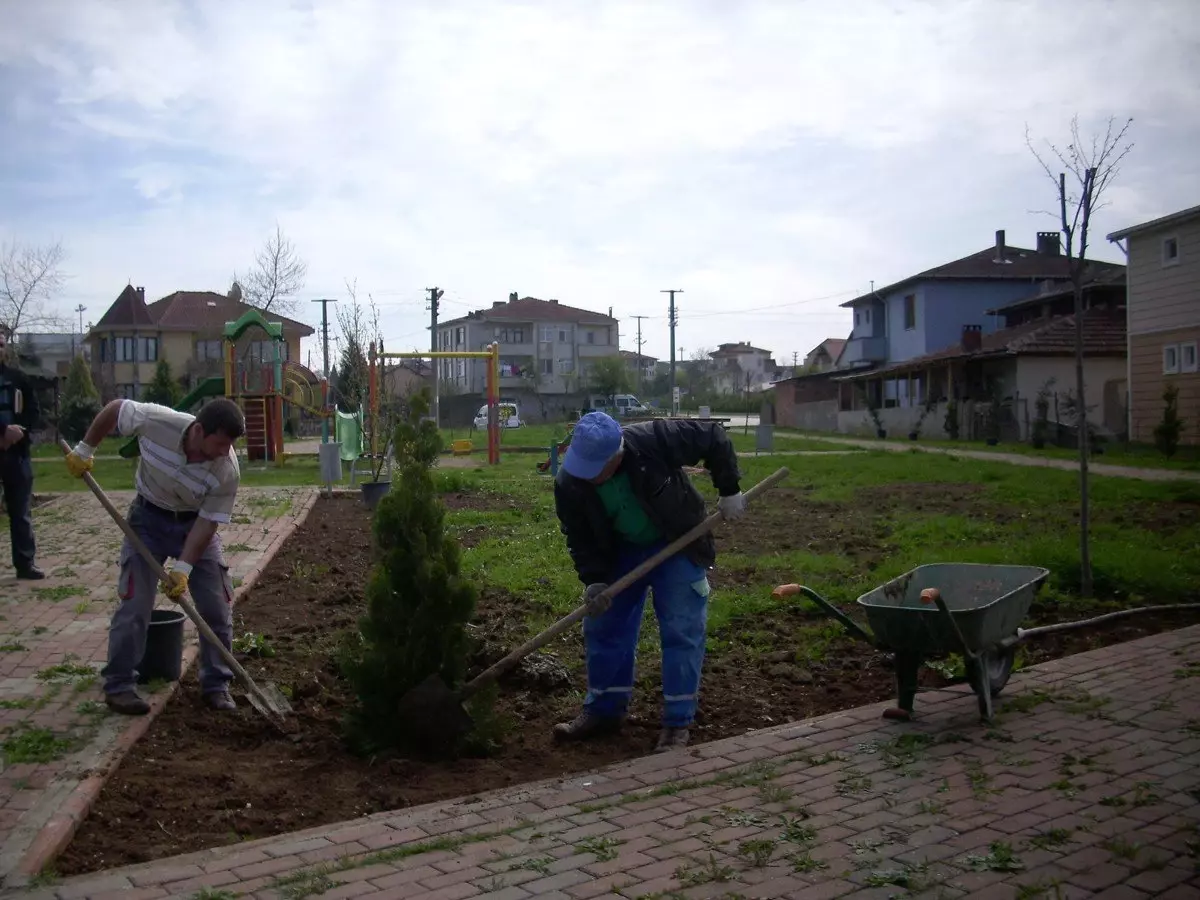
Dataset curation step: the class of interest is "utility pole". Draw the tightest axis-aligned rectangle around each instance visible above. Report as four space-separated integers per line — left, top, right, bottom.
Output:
427 287 443 426
73 304 86 355
632 314 648 395
661 289 682 415
311 297 337 443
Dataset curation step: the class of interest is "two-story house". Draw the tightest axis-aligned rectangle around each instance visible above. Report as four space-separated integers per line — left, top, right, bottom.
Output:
87 283 314 402
436 294 619 395
1108 203 1200 445
802 338 847 374
708 342 779 394
618 349 658 386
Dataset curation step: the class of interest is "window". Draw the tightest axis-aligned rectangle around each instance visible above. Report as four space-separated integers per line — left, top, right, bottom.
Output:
1162 236 1180 267
1163 344 1180 375
854 311 860 326
586 331 595 344
558 358 574 374
115 336 136 362
540 326 555 343
558 328 569 343
140 337 158 362
455 327 465 346
196 339 222 361
541 358 553 375
903 295 916 330
116 383 138 399
865 309 871 324
1182 342 1198 374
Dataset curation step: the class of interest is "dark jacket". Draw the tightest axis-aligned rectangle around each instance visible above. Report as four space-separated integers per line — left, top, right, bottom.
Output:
554 418 741 586
0 362 39 459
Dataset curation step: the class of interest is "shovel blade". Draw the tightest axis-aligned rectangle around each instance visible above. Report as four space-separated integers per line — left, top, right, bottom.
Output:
397 673 475 752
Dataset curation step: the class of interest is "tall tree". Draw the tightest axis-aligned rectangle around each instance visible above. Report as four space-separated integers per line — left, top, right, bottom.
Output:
1026 114 1134 598
588 355 631 407
143 358 183 407
1 239 67 334
59 354 101 442
238 224 308 315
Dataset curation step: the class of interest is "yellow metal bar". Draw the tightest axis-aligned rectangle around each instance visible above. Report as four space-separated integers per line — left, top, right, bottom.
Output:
379 351 496 359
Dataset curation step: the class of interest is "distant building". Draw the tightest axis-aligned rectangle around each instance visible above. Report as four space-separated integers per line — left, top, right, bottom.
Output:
436 293 619 395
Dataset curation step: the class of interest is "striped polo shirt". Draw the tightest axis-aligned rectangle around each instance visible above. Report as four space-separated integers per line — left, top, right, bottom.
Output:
115 400 241 524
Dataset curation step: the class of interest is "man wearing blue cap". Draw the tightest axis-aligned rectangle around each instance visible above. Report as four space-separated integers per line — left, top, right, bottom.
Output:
553 411 745 752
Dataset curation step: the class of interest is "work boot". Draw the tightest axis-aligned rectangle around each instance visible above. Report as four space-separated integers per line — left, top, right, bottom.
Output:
552 710 624 742
655 727 690 753
204 690 237 711
105 691 150 716
16 565 44 580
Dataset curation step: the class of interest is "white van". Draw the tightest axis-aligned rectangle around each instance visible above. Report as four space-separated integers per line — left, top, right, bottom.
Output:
473 402 522 430
588 394 652 418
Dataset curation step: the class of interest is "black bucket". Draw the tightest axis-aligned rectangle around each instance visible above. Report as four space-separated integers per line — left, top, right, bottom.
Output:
138 608 186 683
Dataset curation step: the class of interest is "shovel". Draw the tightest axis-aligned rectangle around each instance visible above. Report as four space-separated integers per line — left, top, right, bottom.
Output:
397 465 791 750
60 440 293 730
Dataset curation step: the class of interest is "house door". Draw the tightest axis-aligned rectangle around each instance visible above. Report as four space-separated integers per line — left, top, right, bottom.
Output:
1103 379 1127 437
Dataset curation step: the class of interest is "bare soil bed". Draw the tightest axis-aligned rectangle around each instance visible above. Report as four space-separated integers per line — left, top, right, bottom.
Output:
58 490 1200 873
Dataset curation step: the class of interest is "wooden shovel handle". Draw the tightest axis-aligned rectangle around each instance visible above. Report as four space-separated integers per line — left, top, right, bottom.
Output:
57 440 278 712
460 466 790 700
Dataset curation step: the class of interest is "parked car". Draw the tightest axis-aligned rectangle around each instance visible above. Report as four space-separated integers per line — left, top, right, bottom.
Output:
473 402 522 430
586 394 652 418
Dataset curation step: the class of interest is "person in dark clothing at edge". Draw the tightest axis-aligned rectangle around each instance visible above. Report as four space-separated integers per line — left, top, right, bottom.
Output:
0 327 44 580
552 411 746 753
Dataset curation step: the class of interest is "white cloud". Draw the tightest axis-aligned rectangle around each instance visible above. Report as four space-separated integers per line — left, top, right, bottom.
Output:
1 0 1198 363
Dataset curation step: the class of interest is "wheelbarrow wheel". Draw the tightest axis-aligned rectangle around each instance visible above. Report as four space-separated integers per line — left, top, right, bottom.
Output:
965 646 1016 698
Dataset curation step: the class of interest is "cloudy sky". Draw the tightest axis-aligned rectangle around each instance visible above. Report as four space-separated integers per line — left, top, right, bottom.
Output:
2 0 1198 369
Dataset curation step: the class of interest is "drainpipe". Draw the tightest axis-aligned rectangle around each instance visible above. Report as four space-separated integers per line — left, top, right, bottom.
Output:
1109 236 1131 439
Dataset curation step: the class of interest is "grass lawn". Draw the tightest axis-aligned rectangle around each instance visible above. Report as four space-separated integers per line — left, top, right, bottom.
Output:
436 447 1200 646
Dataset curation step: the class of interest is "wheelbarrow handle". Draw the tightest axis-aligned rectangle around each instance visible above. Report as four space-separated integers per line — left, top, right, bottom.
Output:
775 584 876 646
460 466 791 700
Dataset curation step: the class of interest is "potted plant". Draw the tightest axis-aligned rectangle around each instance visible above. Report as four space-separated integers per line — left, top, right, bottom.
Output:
361 402 401 510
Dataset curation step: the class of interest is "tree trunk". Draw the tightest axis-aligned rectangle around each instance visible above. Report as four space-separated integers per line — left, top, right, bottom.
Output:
1074 280 1092 599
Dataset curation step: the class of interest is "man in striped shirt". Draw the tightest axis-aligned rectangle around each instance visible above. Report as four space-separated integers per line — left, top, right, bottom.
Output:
65 397 245 715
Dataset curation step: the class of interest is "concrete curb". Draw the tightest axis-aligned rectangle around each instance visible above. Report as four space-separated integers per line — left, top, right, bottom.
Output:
11 489 322 883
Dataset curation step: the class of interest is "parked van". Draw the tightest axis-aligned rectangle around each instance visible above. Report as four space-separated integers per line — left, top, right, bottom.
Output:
586 394 652 418
473 402 522 430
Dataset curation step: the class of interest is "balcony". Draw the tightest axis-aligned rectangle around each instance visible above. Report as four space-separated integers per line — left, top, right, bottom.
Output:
577 343 618 358
840 336 888 366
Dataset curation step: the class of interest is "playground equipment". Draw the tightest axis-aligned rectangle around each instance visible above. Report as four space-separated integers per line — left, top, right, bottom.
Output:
119 308 332 464
536 423 576 475
368 341 502 466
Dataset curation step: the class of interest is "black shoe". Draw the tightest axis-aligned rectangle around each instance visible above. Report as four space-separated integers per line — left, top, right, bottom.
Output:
16 566 45 580
203 690 237 711
655 727 690 753
105 691 150 716
552 711 624 742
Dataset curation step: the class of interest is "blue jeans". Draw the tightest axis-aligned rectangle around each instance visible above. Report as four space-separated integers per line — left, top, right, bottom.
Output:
102 499 234 696
583 543 710 728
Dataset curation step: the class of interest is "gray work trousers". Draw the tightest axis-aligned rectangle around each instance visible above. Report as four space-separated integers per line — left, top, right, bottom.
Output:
101 497 234 696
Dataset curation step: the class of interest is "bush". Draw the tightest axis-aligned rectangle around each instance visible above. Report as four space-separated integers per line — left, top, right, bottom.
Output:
339 387 484 756
1153 384 1184 458
143 359 182 407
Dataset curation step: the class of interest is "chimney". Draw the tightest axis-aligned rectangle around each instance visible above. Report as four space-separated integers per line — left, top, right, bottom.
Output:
961 324 983 353
993 230 1006 263
492 301 505 309
1036 231 1061 256
549 298 559 305
136 286 145 303
508 292 518 303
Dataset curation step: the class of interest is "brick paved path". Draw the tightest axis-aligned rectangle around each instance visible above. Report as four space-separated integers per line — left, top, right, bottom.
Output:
0 488 317 883
9 623 1196 899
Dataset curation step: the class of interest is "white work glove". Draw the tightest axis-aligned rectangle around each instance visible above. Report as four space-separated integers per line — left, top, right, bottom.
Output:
65 441 95 478
582 582 611 616
717 492 747 521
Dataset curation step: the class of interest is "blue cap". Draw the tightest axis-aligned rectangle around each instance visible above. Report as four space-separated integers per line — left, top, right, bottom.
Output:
563 412 623 479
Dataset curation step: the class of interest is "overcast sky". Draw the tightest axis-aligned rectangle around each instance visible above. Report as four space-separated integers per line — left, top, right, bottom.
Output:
2 0 1198 369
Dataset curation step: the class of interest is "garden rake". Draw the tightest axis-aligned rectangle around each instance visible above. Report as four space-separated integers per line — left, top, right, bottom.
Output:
396 465 792 751
60 440 293 730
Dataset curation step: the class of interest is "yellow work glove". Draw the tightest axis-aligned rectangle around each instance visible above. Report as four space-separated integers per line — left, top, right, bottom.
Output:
65 441 95 478
162 561 192 600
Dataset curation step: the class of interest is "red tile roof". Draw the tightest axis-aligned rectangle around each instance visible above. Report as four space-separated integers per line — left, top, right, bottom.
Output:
94 285 156 329
91 285 314 337
444 296 615 326
842 308 1126 378
619 349 658 362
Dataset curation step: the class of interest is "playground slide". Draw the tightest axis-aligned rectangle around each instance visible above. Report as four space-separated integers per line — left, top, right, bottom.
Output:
118 376 228 459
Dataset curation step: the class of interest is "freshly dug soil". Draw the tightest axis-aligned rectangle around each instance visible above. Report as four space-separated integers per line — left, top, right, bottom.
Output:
58 490 1200 873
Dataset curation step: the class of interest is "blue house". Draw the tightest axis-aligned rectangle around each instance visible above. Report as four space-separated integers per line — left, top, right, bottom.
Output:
836 229 1123 407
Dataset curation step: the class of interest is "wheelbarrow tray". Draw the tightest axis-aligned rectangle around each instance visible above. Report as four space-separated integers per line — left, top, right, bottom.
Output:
855 563 1050 656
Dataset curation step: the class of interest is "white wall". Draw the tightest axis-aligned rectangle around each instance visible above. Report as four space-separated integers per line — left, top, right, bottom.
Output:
1013 356 1126 426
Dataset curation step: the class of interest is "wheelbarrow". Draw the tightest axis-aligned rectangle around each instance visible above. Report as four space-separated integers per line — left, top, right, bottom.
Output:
774 563 1050 722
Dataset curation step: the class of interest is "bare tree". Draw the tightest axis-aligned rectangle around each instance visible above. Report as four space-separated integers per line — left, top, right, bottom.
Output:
1026 114 1134 598
238 224 308 315
333 278 381 413
1 239 67 334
